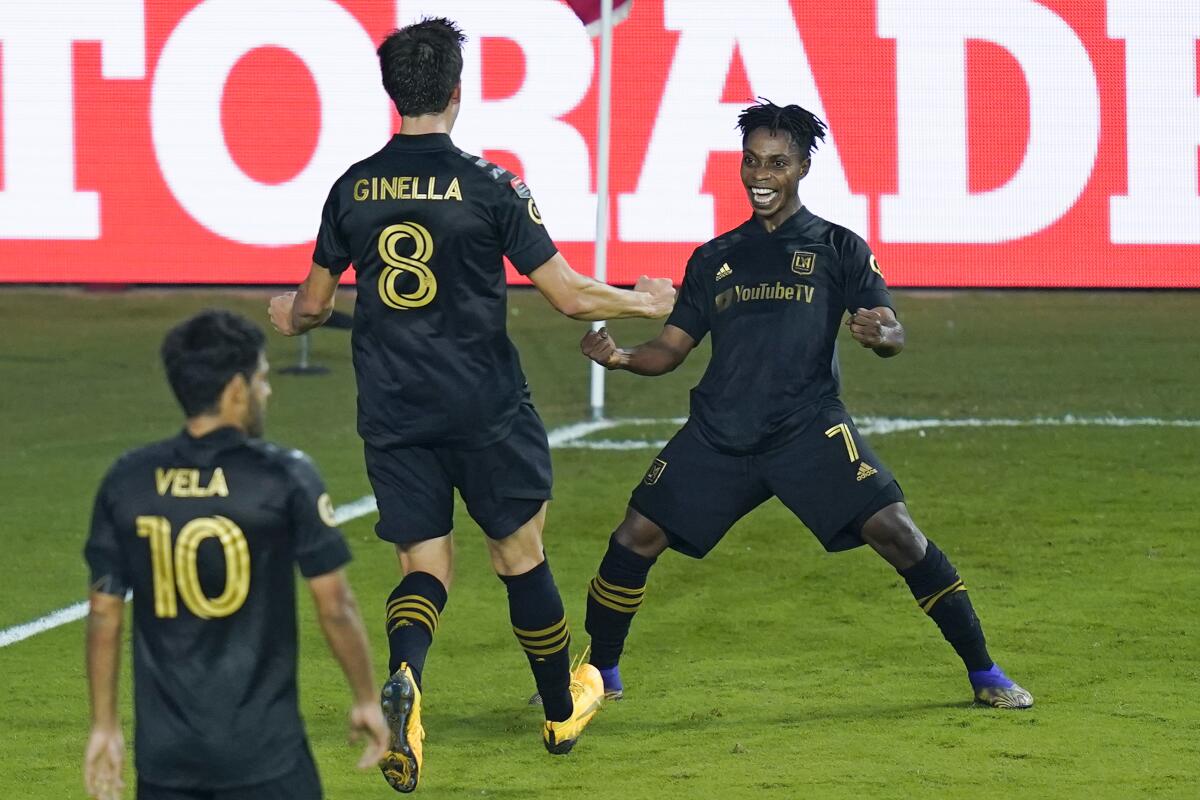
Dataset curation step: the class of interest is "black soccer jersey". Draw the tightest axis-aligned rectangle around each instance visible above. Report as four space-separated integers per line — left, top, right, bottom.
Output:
83 427 351 790
667 206 892 454
312 133 558 449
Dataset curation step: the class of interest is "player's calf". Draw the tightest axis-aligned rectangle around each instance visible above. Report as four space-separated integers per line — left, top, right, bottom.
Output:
890 536 1033 708
583 521 662 694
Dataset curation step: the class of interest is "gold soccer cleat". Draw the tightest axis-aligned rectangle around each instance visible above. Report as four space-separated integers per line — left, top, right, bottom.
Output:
542 661 604 755
380 664 424 792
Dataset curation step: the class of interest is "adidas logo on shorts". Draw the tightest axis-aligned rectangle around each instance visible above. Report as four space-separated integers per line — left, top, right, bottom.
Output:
856 462 878 482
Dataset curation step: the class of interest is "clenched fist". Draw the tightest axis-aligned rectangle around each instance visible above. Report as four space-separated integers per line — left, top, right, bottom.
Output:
269 292 299 336
581 327 624 369
633 275 676 318
845 307 891 348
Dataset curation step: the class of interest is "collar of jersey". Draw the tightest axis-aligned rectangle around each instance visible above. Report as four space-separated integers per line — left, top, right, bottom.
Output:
179 425 246 449
744 205 817 237
386 133 454 151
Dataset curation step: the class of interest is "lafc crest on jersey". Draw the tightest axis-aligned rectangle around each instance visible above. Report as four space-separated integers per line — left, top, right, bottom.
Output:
643 458 668 486
792 251 816 276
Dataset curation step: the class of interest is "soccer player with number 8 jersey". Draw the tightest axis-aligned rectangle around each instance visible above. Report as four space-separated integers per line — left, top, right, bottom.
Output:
268 16 675 793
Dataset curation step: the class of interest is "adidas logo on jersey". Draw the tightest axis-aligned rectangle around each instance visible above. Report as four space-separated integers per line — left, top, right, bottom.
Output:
716 263 733 281
856 462 878 482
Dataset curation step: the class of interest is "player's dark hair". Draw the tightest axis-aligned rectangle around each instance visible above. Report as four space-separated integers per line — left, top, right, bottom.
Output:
737 99 827 158
378 17 467 117
161 310 265 417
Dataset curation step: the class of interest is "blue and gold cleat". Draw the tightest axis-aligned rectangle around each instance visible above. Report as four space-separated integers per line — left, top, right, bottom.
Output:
969 664 1033 709
596 665 624 701
380 663 424 793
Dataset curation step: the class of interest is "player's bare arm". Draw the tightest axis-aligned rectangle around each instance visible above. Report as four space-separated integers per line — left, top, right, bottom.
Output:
308 569 390 769
84 590 125 800
528 252 676 320
269 263 339 336
846 306 905 357
581 324 696 375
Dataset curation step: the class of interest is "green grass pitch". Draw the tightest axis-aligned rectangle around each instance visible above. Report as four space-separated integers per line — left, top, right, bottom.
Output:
1 288 1197 798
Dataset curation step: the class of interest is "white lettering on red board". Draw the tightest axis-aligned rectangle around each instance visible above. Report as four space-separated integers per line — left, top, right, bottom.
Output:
0 1 144 238
0 0 1195 249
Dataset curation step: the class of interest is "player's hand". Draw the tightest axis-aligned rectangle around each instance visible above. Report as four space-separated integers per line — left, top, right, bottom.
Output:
348 701 389 770
268 292 299 336
581 327 623 369
845 307 892 349
633 275 676 318
84 725 125 800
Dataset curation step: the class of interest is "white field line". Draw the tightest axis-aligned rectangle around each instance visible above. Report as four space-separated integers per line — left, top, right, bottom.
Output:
0 492 385 649
551 414 1200 449
3 413 1197 648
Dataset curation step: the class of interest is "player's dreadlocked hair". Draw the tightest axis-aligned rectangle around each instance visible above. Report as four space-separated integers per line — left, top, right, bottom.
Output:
736 99 827 158
378 17 467 117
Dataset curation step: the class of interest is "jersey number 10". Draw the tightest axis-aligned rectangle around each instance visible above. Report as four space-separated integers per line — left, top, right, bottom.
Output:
136 515 250 619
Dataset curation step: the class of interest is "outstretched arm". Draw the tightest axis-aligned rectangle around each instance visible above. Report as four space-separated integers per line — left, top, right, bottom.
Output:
84 591 125 800
308 569 389 770
269 264 340 336
845 306 904 358
581 324 697 376
528 253 676 321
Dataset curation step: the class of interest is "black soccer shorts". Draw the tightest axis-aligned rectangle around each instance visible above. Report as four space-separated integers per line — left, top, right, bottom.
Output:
364 401 553 543
135 741 321 800
629 405 904 558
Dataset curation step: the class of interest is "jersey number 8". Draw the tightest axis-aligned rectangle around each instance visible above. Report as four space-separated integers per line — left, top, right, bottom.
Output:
136 515 250 619
378 222 437 310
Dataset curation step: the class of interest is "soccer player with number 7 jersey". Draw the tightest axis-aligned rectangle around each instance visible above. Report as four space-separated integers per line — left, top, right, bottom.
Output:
268 17 675 794
577 100 1033 715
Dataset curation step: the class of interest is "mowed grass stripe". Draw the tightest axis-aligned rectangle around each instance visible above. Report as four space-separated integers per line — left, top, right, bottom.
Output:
5 414 1196 648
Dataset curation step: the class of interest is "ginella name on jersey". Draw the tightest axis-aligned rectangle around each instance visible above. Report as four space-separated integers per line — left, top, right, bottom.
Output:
353 176 463 202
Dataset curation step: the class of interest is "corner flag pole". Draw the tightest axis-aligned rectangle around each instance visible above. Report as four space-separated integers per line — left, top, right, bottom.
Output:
588 0 615 421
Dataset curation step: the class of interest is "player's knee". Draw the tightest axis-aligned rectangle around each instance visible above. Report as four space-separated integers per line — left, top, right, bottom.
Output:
861 503 925 559
396 539 455 589
613 508 669 558
487 519 546 577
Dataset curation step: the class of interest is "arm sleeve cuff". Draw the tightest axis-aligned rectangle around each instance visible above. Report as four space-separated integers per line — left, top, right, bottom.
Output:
666 309 707 342
312 255 351 276
848 291 893 312
507 242 559 276
297 536 353 578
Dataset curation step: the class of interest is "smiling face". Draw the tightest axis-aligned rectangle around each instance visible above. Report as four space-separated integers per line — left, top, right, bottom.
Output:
740 127 811 230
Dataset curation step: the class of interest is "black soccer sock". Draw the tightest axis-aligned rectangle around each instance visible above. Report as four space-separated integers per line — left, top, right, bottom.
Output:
385 572 448 685
898 540 993 672
585 535 656 670
500 559 574 723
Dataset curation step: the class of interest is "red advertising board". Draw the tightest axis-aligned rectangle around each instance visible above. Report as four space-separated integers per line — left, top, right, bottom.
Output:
0 1 1196 287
